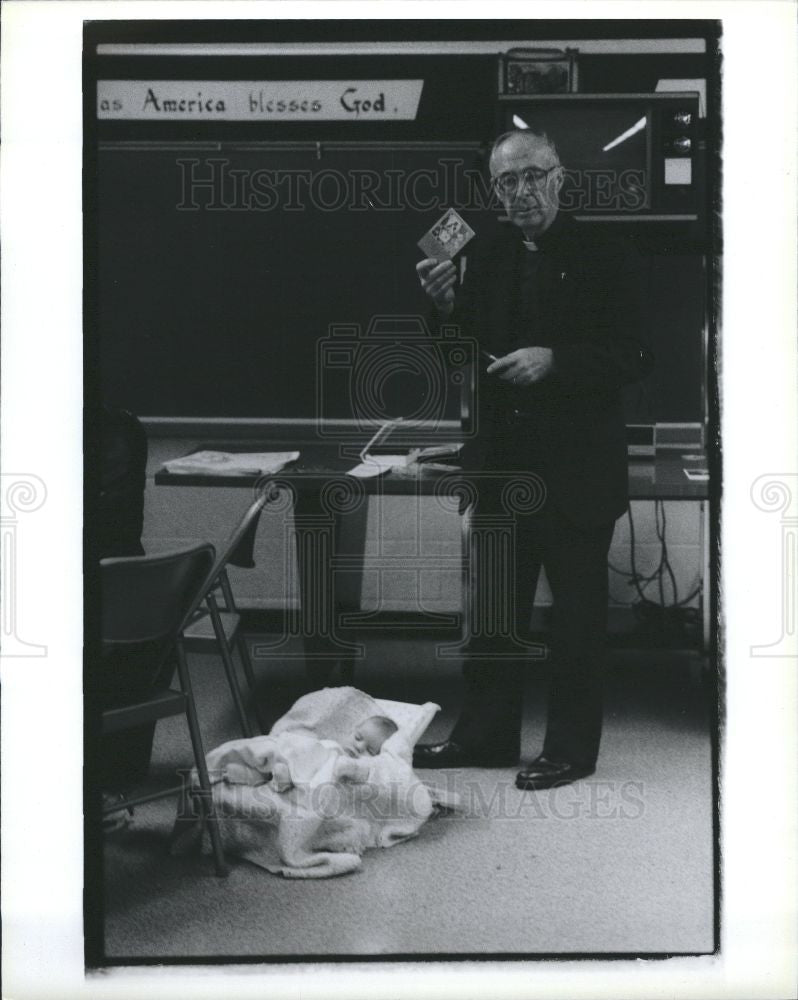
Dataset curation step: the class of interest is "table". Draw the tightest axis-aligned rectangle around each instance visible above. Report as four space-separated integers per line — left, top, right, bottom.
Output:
154 442 710 498
155 443 712 676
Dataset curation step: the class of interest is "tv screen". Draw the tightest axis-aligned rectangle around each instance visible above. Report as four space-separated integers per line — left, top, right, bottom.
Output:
499 101 651 214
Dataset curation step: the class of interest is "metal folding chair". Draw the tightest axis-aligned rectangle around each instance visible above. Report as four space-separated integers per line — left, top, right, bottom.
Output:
183 489 272 736
97 542 227 876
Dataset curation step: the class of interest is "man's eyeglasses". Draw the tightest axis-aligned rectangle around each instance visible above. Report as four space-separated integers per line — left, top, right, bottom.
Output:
491 165 560 195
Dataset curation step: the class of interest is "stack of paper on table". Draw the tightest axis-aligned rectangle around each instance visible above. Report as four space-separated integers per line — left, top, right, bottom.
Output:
347 455 413 478
163 450 299 476
347 444 463 479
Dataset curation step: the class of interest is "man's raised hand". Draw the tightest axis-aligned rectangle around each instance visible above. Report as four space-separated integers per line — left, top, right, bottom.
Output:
416 258 457 316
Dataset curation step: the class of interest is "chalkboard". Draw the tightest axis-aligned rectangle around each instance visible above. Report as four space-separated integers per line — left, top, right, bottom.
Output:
96 142 705 426
97 142 497 423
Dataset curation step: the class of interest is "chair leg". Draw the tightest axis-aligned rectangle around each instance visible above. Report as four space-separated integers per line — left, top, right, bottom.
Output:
235 633 267 734
175 641 228 877
219 570 267 733
207 594 253 739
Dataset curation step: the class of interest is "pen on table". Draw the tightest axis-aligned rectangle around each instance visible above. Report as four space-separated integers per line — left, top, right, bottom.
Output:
360 417 405 463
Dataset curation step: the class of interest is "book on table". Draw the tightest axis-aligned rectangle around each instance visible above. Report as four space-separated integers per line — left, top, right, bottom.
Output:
163 450 300 476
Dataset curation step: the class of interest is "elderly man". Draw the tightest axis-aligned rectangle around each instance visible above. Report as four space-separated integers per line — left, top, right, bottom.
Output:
414 130 651 789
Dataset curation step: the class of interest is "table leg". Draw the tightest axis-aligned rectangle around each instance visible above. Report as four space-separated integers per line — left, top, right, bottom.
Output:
331 499 369 686
293 484 365 687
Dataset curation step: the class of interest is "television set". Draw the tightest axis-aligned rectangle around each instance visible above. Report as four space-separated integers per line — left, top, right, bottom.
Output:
496 93 704 222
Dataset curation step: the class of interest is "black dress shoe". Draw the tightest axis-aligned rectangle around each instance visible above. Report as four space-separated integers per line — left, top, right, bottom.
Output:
515 755 595 790
413 740 517 768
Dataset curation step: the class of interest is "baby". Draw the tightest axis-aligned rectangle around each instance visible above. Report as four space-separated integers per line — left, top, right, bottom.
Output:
211 715 401 792
333 714 410 787
267 715 401 791
339 715 399 759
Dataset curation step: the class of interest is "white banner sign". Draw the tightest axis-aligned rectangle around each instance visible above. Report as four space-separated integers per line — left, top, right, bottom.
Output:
97 80 424 121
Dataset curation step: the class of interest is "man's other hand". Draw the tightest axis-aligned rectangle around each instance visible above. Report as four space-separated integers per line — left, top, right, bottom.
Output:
487 347 555 385
417 258 456 316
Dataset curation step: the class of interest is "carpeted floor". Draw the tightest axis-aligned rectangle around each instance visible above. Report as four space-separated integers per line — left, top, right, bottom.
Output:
98 635 715 960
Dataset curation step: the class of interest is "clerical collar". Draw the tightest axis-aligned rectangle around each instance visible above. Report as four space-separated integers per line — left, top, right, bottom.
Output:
523 240 539 252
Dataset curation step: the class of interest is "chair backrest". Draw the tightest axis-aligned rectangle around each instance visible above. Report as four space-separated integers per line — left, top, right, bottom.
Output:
217 490 270 570
101 543 216 645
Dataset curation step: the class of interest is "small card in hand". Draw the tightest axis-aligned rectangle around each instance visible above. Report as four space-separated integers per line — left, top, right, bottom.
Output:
417 208 476 260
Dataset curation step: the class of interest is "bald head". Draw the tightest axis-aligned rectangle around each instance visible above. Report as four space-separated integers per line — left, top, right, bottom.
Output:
489 130 560 174
489 129 564 238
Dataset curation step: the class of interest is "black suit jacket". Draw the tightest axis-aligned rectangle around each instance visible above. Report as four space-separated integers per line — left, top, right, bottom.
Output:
448 214 651 527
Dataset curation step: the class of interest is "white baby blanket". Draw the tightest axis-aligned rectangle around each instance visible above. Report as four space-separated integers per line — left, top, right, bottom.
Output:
173 687 441 878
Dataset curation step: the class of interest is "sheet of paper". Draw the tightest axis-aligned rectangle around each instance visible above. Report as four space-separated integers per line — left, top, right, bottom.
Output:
347 455 412 478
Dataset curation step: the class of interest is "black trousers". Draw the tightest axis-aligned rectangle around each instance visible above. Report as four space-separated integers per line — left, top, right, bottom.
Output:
449 462 615 768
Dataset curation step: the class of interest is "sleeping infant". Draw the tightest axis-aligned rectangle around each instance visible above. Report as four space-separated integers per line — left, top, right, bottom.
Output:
176 694 438 875
285 714 403 789
214 714 402 792
332 715 405 784
339 715 398 759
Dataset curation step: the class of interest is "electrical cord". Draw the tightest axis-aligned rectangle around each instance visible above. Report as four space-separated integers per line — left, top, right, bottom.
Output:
611 502 704 636
655 502 680 606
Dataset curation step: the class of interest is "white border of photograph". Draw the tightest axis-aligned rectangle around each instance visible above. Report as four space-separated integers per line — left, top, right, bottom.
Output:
1 2 796 998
